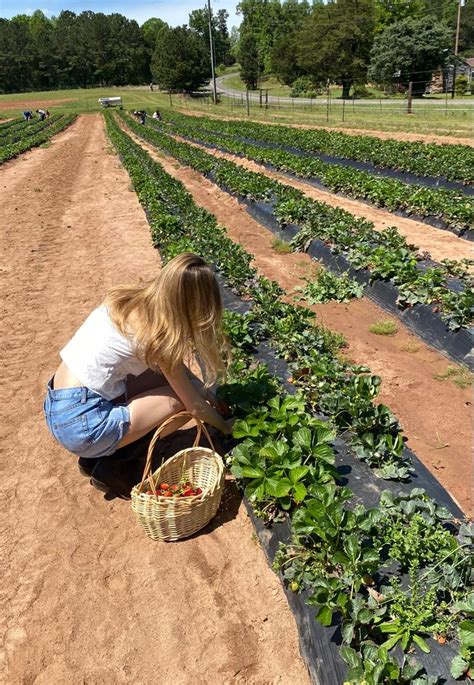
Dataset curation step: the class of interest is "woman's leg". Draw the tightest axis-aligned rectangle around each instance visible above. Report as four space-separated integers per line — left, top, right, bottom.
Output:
126 369 167 399
115 385 188 449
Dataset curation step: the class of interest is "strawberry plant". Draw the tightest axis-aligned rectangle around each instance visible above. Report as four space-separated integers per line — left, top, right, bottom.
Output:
122 111 473 331
160 109 474 185
156 114 473 231
105 111 473 683
295 271 364 304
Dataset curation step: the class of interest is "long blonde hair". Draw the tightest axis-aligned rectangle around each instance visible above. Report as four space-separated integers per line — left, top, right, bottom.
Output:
105 253 226 385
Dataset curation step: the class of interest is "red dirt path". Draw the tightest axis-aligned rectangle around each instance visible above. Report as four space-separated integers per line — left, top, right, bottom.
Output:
123 125 473 518
0 113 309 684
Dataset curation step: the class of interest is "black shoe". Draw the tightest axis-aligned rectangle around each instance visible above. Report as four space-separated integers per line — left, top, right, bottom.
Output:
89 456 140 500
78 457 100 478
90 476 131 500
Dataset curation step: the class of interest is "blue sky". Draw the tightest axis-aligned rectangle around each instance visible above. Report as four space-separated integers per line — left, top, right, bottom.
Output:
1 0 240 29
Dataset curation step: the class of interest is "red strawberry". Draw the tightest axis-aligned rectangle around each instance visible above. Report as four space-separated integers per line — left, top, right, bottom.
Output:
159 483 170 490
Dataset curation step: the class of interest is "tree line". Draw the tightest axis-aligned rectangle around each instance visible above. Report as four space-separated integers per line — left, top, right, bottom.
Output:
0 8 234 93
0 0 473 96
237 0 474 96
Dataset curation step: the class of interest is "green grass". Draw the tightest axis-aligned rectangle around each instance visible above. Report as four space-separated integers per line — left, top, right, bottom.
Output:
369 319 398 336
222 72 292 97
433 365 473 389
272 237 293 254
0 86 472 138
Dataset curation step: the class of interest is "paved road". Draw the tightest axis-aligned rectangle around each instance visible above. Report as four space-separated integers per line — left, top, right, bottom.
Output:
213 75 474 108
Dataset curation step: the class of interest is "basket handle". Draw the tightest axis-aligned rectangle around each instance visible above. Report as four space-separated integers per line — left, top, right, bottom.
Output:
140 411 216 494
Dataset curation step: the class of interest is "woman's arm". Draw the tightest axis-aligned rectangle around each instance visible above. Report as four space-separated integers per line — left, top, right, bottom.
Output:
162 363 234 434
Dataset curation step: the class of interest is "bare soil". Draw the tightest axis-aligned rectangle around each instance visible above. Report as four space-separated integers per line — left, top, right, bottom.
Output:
124 125 473 518
179 108 474 147
173 135 472 266
0 113 309 684
0 98 77 111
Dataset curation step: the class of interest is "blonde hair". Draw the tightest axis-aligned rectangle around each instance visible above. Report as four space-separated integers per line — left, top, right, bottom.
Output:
105 253 226 385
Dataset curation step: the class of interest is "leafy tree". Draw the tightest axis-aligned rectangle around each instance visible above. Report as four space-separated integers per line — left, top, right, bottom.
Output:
189 6 233 66
238 30 260 89
270 31 302 85
152 25 210 92
368 17 452 95
458 0 474 56
296 0 376 98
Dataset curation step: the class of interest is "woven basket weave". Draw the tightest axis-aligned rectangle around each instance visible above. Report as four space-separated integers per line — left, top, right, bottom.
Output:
131 412 225 541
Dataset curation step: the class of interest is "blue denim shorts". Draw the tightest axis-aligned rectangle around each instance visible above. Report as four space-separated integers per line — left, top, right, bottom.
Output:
44 378 130 459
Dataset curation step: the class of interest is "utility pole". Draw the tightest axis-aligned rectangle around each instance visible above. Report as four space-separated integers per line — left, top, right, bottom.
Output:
451 0 464 98
207 0 218 104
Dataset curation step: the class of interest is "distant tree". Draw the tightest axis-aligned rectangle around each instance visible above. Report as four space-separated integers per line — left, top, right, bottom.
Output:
238 30 259 89
458 0 474 56
368 17 452 95
270 31 301 86
296 0 376 98
141 17 168 50
189 6 233 66
152 25 210 92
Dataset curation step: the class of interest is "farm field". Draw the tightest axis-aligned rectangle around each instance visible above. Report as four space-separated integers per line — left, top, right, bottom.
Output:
2 111 473 683
1 86 474 141
0 114 309 684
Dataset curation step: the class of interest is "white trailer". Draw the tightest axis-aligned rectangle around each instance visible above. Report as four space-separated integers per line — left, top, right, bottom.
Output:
98 97 123 108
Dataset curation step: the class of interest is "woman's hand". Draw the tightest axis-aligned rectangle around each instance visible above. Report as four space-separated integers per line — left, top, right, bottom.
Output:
223 417 236 435
206 390 230 416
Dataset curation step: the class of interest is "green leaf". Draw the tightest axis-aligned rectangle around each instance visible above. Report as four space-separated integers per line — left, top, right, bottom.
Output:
266 478 292 498
293 427 312 450
290 481 306 502
459 619 474 647
240 466 265 479
289 465 309 483
316 605 333 627
450 654 468 679
412 634 431 654
340 646 360 669
381 634 401 651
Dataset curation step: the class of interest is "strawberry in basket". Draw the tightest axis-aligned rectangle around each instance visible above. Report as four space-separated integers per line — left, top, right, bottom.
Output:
146 481 203 498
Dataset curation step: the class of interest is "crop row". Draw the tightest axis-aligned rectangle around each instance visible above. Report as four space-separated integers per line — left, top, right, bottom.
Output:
121 111 474 332
0 114 76 165
156 113 473 232
0 117 25 134
159 110 474 185
105 111 474 683
0 115 63 147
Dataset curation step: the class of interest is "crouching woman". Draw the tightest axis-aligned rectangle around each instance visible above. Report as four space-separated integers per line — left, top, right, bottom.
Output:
44 253 234 485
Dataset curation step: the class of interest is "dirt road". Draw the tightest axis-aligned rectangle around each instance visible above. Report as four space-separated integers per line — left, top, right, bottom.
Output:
0 113 309 684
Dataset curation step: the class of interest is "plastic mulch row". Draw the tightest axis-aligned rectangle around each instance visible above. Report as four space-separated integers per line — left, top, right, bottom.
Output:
219 279 463 685
242 199 473 369
171 131 474 241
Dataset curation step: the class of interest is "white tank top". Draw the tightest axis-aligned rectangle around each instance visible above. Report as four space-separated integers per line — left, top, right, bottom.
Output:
60 304 147 400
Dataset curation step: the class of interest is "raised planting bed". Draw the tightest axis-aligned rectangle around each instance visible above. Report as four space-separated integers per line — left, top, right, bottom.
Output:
154 116 474 237
0 114 77 165
122 113 473 368
159 109 474 185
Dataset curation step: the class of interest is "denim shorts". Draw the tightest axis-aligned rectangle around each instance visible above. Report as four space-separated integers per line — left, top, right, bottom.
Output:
44 378 130 459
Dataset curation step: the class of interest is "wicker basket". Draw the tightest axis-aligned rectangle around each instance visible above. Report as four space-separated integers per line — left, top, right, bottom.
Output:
131 412 225 541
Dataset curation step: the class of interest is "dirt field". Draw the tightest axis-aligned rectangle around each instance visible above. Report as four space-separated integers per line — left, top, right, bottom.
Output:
172 134 472 265
122 123 473 518
0 113 309 684
0 98 77 111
